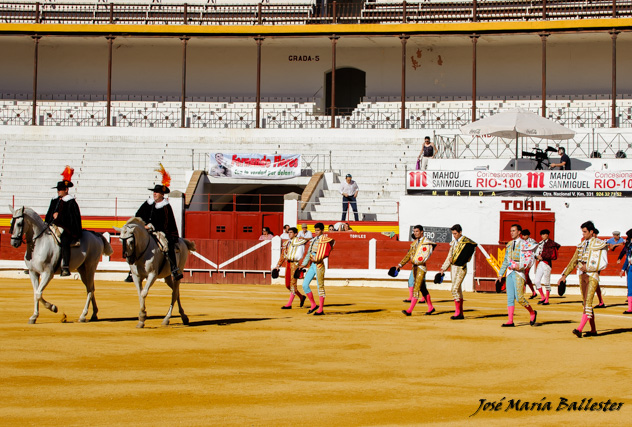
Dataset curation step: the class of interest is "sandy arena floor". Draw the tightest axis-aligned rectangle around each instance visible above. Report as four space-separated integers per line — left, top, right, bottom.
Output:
1 276 631 426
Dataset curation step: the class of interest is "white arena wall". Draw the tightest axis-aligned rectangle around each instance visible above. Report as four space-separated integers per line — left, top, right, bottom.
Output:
2 33 632 103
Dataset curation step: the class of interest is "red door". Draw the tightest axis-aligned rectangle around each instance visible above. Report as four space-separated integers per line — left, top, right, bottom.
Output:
211 212 235 240
262 213 283 237
236 213 260 239
184 212 212 239
499 212 556 244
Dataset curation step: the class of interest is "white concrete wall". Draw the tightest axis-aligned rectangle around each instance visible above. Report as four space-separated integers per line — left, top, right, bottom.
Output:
2 33 631 100
399 193 630 246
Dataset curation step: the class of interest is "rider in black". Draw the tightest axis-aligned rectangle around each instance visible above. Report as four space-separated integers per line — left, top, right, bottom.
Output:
45 166 82 277
136 165 183 281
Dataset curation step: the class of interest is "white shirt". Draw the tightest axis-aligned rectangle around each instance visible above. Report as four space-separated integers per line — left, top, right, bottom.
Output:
280 232 290 239
340 180 359 197
297 230 312 239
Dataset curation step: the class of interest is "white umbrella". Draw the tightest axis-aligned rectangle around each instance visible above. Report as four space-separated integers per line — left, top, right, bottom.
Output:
460 108 575 169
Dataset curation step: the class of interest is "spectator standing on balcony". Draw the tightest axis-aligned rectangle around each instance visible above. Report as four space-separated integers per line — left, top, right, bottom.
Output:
340 173 359 222
550 147 571 170
297 224 312 239
417 136 436 170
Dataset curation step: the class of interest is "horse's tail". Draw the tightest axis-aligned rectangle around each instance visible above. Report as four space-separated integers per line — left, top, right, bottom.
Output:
100 234 114 256
183 238 196 252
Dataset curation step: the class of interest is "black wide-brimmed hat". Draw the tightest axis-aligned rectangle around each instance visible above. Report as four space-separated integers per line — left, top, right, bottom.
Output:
271 268 279 279
53 180 74 190
149 184 170 194
558 280 567 296
387 266 399 277
433 272 445 284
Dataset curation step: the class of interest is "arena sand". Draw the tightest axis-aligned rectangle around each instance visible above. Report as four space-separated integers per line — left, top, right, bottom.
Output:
1 277 630 426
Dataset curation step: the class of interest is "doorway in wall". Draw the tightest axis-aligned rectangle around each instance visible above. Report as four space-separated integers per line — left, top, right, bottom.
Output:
325 67 366 116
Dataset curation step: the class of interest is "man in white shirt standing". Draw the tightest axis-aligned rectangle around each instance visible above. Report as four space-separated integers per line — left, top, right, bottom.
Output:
340 173 359 222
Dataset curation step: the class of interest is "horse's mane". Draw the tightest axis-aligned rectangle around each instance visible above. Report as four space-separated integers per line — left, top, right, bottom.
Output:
23 207 46 227
125 217 146 228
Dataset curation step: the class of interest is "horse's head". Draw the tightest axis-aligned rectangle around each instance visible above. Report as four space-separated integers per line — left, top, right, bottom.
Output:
9 206 26 248
114 218 146 263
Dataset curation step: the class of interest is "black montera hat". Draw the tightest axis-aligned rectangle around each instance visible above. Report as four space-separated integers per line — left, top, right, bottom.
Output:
433 273 445 284
293 268 306 279
387 267 399 277
149 184 170 194
558 280 567 296
495 277 505 293
271 268 279 279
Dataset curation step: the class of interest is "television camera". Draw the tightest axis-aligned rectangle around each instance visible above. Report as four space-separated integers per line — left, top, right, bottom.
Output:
521 146 557 170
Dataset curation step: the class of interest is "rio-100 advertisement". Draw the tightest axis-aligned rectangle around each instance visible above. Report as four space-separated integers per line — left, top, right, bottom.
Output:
407 170 632 197
209 153 301 179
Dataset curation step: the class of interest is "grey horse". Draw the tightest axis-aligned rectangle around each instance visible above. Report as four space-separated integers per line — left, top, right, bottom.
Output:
9 206 114 324
114 217 196 328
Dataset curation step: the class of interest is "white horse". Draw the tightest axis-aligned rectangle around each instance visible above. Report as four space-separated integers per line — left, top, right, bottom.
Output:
9 206 114 324
114 218 196 328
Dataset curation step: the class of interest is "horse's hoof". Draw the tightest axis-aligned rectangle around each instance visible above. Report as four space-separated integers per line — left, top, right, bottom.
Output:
90 314 98 322
136 322 145 329
78 317 87 323
181 315 190 325
161 319 170 326
51 305 58 313
28 318 36 324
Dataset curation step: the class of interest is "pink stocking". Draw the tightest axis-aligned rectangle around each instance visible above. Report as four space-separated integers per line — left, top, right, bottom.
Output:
285 294 295 307
316 296 325 314
454 300 461 316
306 292 316 310
506 306 515 324
578 314 589 332
406 298 418 314
425 294 434 312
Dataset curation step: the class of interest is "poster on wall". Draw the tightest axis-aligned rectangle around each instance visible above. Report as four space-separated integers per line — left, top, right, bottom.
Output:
407 170 632 197
209 153 302 179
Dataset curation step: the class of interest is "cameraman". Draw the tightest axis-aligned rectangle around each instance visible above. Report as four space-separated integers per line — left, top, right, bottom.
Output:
550 147 571 170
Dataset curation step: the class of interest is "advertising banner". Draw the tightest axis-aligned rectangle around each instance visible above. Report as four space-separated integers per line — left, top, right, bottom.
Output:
209 153 301 179
407 170 632 197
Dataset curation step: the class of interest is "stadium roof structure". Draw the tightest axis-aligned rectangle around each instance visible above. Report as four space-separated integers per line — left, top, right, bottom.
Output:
0 1 632 37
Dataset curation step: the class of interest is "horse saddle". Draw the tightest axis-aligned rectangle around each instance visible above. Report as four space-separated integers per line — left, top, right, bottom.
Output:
49 224 81 247
151 231 170 253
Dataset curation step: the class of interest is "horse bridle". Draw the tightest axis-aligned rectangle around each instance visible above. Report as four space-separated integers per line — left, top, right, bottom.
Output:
9 210 24 245
120 228 150 264
11 208 53 247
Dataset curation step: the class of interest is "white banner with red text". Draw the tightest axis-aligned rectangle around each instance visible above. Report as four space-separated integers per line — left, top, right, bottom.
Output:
406 170 632 197
208 153 301 179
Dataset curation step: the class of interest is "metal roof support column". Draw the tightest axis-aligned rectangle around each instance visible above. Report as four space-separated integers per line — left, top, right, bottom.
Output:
611 30 619 128
32 35 41 126
181 36 190 128
470 34 478 122
106 35 115 126
330 34 339 129
540 33 549 118
400 34 409 129
255 36 264 129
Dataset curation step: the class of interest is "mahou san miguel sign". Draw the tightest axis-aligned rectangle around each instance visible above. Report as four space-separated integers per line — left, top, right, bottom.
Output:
407 170 632 197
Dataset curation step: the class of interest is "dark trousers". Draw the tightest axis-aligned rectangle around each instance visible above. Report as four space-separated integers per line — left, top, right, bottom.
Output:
60 232 72 268
342 195 359 221
167 236 180 273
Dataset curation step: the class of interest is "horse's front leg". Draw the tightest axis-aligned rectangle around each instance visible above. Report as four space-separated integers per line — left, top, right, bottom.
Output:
29 271 56 324
137 273 158 328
